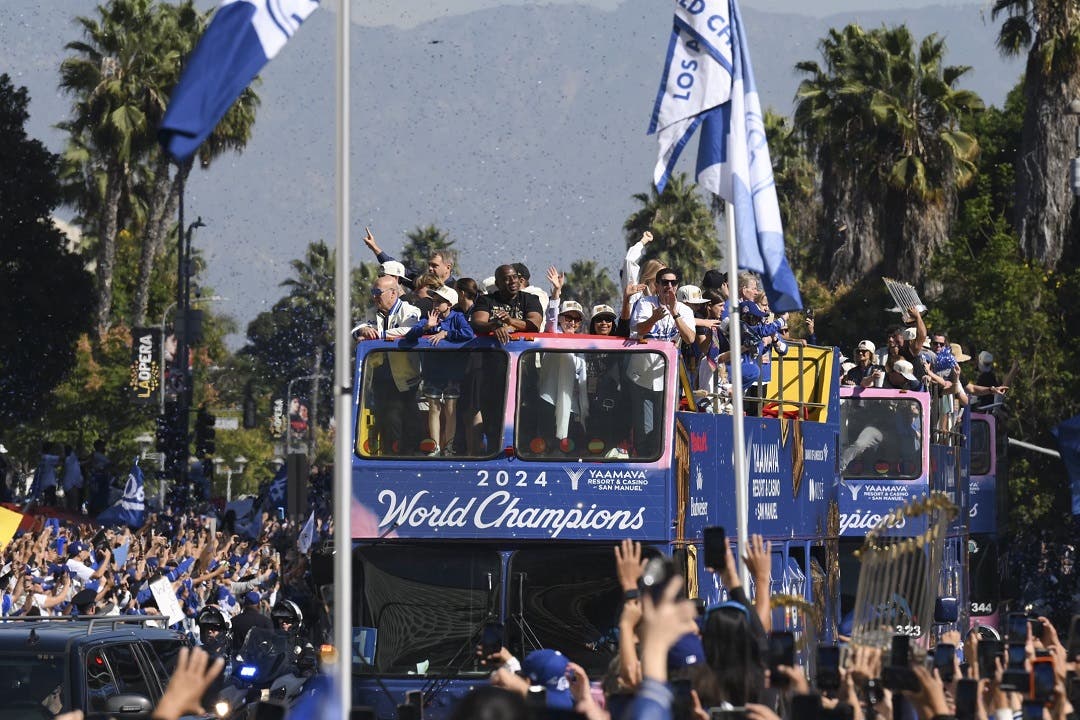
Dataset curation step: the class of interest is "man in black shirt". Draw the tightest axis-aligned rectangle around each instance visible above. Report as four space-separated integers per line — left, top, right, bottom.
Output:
470 265 543 344
231 591 273 653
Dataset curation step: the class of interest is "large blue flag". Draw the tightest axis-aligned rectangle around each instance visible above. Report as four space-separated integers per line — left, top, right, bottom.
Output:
1051 415 1080 516
649 0 802 313
159 0 319 162
97 459 147 529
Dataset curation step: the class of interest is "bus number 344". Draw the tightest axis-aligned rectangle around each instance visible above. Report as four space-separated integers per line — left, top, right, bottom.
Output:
476 470 548 488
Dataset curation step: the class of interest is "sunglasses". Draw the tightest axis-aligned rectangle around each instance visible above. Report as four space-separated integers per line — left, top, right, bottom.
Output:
658 278 679 286
371 288 390 297
561 316 582 324
931 341 945 348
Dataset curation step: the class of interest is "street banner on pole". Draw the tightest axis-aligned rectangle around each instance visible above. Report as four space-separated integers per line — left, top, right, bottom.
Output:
129 328 162 405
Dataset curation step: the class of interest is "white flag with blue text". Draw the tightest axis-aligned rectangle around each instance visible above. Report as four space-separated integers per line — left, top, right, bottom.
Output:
648 0 734 192
159 0 319 162
649 0 802 313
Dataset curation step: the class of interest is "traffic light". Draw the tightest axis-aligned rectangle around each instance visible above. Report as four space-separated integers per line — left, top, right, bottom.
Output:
195 407 216 457
161 401 186 477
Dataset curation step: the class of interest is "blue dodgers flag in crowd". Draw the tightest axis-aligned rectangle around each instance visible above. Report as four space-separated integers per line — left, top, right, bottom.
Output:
649 0 802 313
98 459 146 529
159 0 319 162
1051 415 1080 516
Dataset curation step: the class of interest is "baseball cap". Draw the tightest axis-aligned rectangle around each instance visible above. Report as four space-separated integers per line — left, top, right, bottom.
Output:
521 649 573 710
978 351 993 373
431 285 458 306
667 632 706 670
677 285 707 305
591 304 616 320
243 590 262 606
378 260 406 279
482 276 497 293
68 542 87 556
891 359 917 383
559 300 584 318
856 340 875 353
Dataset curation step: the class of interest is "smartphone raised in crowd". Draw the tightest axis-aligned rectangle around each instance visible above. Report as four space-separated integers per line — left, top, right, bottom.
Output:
767 632 795 688
955 679 978 720
1031 657 1056 703
704 526 727 573
480 622 504 657
978 639 1004 680
934 644 956 684
816 644 842 692
1008 612 1029 643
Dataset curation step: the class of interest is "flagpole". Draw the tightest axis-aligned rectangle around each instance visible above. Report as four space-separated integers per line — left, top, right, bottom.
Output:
725 202 751 590
333 0 353 712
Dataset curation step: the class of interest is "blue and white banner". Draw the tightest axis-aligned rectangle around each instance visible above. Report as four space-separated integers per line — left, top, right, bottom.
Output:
98 459 146 529
649 0 802 313
649 0 734 191
159 0 319 162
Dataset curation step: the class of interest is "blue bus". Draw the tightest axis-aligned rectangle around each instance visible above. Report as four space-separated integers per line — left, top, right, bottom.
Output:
348 333 841 717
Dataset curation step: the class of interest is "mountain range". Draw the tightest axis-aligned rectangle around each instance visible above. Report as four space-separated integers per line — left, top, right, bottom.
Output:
1 1 1022 344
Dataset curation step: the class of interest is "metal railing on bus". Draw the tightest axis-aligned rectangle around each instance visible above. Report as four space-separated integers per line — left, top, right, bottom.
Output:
684 343 833 421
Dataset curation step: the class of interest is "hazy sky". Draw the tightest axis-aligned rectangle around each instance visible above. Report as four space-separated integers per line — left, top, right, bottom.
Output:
355 0 981 27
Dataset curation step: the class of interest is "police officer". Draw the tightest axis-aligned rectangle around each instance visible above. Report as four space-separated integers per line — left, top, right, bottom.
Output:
271 599 317 675
196 605 232 657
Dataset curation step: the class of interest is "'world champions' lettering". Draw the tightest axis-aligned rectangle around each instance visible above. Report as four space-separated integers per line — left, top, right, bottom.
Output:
377 490 647 539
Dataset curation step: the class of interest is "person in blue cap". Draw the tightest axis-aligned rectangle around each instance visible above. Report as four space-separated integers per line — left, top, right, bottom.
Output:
520 648 575 710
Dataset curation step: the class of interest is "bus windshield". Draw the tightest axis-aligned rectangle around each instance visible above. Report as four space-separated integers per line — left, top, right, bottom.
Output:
515 349 666 461
355 545 501 675
507 546 623 677
356 348 509 459
840 397 923 479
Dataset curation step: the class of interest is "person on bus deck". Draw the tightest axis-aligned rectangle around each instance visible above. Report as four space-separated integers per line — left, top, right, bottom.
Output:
885 358 921 391
470 265 543 344
584 304 630 454
513 263 550 331
622 230 655 304
677 285 711 392
628 267 696 455
410 271 444 304
694 289 731 400
453 277 480 321
353 276 422 455
544 266 581 335
843 340 885 387
535 299 589 453
362 226 457 288
965 350 1013 409
405 285 474 457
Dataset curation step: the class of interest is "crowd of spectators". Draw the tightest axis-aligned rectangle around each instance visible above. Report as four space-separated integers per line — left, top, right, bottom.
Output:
441 537 1079 720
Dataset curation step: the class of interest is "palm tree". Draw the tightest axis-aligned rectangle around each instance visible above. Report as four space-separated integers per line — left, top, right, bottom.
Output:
624 173 719 278
765 110 819 277
401 224 455 278
60 0 261 329
991 0 1080 267
59 0 161 331
794 24 982 285
563 260 619 312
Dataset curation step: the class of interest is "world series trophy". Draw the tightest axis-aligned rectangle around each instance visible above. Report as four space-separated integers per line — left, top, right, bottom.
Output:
850 493 958 652
882 278 927 323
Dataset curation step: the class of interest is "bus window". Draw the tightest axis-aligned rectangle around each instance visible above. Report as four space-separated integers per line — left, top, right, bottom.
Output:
840 397 923 479
357 348 508 459
355 544 501 674
515 349 666 461
507 545 624 677
970 419 991 476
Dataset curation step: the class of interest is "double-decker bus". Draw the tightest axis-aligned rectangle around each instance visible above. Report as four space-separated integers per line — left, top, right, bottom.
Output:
347 333 840 717
836 384 974 643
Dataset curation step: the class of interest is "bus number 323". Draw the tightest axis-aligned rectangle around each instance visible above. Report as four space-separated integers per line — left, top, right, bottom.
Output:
476 470 547 488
